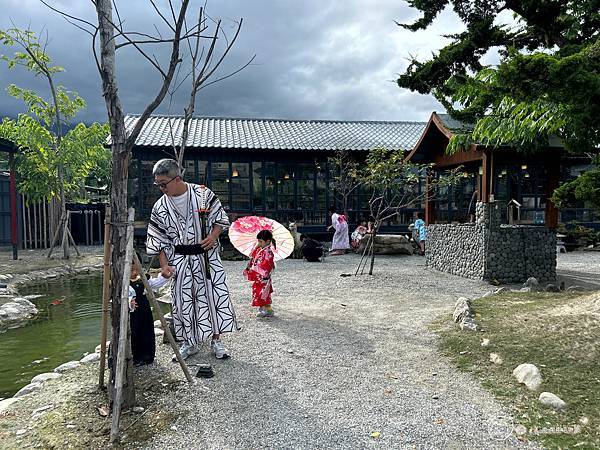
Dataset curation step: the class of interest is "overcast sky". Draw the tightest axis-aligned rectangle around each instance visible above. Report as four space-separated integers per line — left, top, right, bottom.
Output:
0 0 470 124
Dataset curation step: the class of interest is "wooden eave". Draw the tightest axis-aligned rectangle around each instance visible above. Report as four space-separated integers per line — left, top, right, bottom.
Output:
406 112 483 167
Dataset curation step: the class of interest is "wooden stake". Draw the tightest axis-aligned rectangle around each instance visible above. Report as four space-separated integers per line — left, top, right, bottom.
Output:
47 212 65 258
110 208 135 444
99 207 111 389
132 253 194 384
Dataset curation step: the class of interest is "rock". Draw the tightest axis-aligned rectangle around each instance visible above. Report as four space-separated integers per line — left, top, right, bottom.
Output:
567 285 585 292
489 353 503 364
481 338 490 347
80 353 100 363
95 341 111 353
14 382 42 397
31 404 54 417
580 417 589 425
516 287 532 293
539 392 566 409
0 297 38 332
0 398 20 413
16 429 27 437
31 372 61 384
154 328 164 337
513 363 542 390
153 319 163 329
54 361 80 373
163 312 172 320
523 277 539 290
545 283 560 292
453 297 472 323
132 406 145 413
459 317 479 331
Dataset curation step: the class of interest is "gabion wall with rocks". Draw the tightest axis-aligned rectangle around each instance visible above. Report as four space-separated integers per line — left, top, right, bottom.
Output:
426 223 484 279
426 202 557 284
485 226 556 283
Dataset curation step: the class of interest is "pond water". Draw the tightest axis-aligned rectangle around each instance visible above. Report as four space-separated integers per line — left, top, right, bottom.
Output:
0 275 169 398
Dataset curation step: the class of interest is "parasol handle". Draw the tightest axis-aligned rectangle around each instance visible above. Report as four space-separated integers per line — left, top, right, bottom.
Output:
197 208 212 280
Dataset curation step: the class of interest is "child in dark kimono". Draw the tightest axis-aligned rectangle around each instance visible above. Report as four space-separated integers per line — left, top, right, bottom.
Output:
243 229 276 318
128 260 170 366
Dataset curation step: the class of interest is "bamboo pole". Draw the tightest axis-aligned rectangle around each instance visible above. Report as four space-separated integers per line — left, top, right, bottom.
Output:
132 253 194 384
110 208 135 444
21 196 27 250
26 199 32 250
99 207 111 389
33 202 38 249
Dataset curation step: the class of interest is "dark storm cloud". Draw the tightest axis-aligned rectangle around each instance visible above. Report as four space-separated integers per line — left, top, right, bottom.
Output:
0 0 464 124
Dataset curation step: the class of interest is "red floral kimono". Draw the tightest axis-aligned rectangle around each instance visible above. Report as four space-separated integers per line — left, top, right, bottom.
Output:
244 245 275 307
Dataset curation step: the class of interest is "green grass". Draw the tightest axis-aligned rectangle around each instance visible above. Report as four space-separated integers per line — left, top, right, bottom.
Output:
431 291 600 449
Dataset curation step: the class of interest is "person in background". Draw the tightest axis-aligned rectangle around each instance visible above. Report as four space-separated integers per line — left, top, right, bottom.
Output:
327 206 350 255
414 212 426 256
350 219 368 250
300 234 324 262
128 255 171 366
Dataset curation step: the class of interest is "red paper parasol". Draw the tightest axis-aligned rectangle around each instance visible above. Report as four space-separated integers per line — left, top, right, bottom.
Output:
229 216 294 261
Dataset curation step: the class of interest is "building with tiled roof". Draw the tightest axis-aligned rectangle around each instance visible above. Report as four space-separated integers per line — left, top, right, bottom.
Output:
128 115 426 231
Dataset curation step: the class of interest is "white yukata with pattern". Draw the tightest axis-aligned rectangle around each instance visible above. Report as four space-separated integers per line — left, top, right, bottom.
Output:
146 184 237 346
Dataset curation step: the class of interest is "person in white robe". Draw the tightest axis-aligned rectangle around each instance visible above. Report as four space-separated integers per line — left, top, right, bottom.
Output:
146 159 237 361
327 206 350 255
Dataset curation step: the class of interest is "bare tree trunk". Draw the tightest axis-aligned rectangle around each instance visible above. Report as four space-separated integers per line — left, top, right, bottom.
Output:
95 0 135 408
368 228 377 275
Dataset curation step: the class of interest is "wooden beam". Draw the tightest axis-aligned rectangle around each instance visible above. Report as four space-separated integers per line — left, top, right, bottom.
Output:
545 161 560 228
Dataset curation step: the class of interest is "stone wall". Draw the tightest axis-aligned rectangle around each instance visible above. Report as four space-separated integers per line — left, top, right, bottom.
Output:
426 202 557 283
485 226 556 283
426 224 485 278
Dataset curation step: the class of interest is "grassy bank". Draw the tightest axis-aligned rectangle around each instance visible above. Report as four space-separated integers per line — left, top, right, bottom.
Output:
431 291 600 449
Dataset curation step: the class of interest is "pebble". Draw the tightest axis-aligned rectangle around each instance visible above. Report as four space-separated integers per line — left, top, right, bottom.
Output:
133 406 145 413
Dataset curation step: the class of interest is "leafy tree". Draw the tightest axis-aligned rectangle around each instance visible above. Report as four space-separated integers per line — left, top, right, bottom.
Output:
396 0 600 207
357 148 461 275
0 28 109 255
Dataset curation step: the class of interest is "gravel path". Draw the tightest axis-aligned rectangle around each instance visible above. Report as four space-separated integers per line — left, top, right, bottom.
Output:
144 254 541 450
556 251 600 289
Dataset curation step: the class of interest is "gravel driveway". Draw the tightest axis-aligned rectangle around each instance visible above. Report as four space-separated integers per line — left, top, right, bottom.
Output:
145 254 539 449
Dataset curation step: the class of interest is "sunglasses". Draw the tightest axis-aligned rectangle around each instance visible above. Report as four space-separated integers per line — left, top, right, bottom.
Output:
153 176 178 189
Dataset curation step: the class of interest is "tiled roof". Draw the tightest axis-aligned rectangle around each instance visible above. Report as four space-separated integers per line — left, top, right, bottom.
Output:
435 113 474 132
125 115 426 151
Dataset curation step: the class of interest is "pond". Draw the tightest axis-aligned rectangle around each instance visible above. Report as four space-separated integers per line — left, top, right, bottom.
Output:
0 274 169 398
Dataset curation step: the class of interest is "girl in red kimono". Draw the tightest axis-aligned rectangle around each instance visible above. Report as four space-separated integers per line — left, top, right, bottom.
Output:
244 229 276 318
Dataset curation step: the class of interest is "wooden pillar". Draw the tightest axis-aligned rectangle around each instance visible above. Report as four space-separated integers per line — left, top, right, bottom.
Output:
545 160 560 228
424 169 436 225
480 149 492 202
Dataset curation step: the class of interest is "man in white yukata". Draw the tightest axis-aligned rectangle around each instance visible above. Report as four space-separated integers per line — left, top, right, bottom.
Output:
146 158 237 361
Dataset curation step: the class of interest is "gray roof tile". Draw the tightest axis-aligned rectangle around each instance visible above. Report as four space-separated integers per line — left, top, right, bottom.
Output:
124 115 426 151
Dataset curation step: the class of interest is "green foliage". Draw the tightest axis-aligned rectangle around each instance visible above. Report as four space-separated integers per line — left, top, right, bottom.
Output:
552 168 600 212
0 117 109 202
397 0 600 152
0 28 110 203
397 0 600 206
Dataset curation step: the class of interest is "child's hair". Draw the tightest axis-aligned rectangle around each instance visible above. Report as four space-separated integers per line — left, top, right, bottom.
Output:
257 229 276 249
